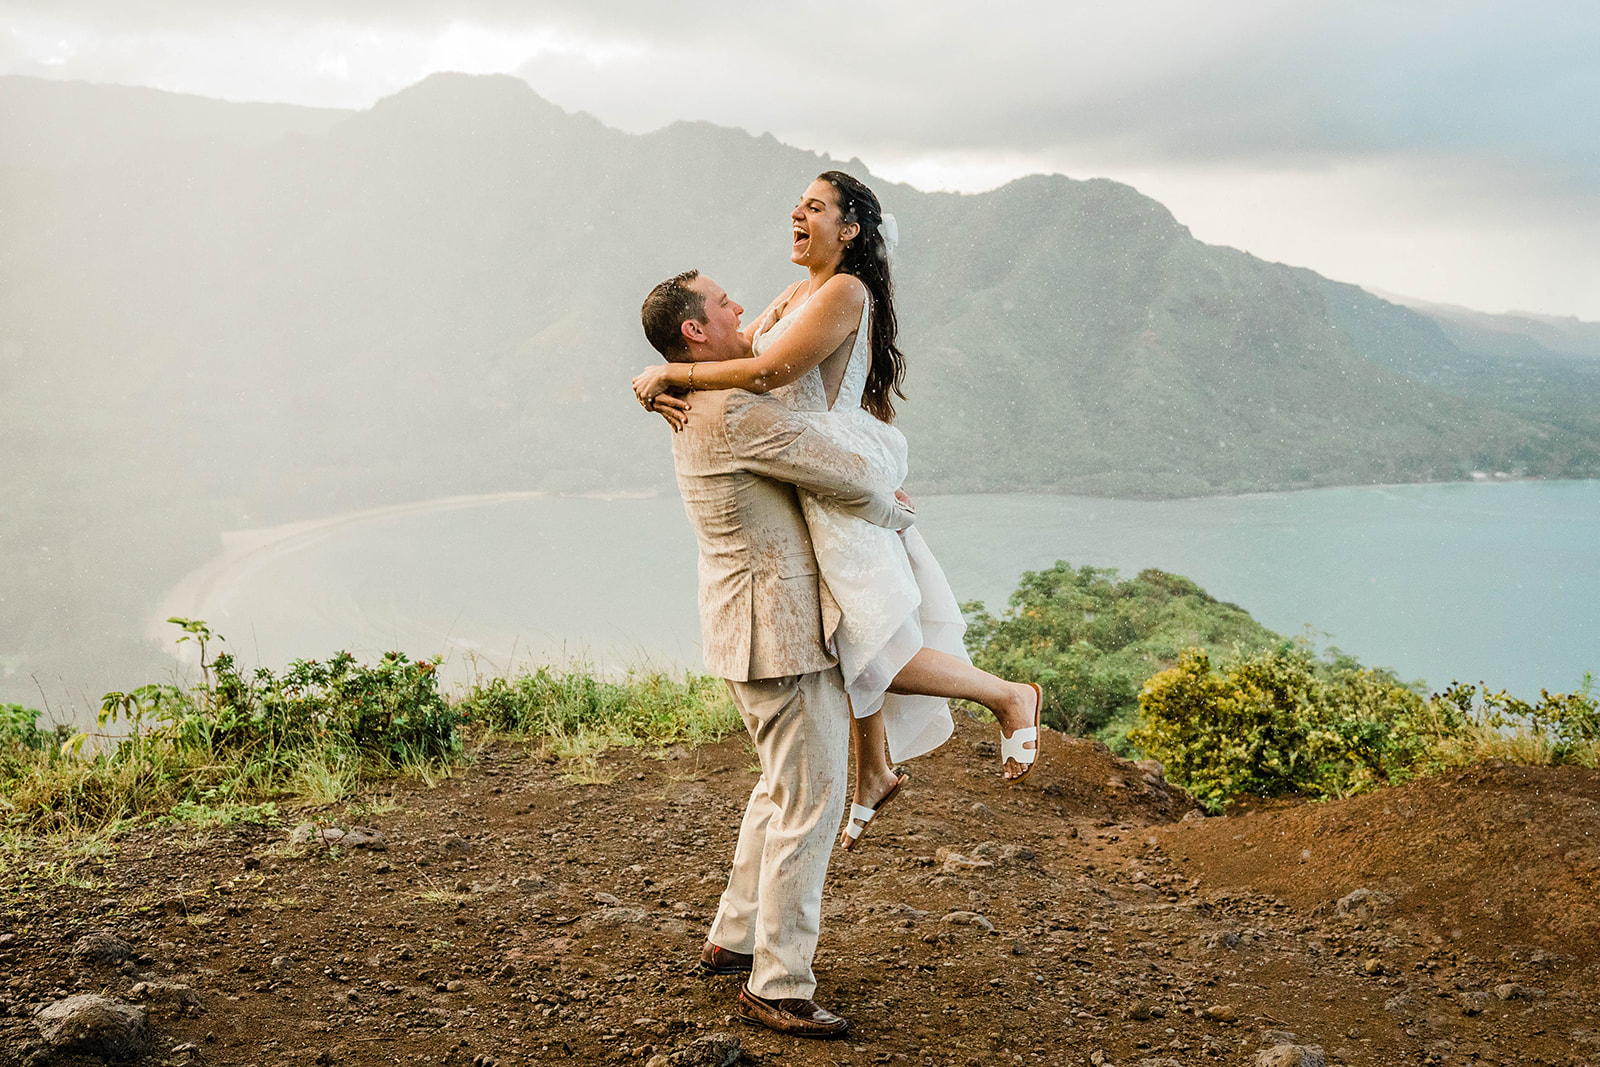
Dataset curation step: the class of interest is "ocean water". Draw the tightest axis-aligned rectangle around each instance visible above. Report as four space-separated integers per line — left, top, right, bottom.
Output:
161 481 1598 698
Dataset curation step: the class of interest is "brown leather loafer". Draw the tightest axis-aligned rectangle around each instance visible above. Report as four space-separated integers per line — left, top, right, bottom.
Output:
737 985 849 1037
699 942 754 975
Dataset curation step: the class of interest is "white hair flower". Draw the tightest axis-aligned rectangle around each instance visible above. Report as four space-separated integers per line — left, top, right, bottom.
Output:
878 212 899 257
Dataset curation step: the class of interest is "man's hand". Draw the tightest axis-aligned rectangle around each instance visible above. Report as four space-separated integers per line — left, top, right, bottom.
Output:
895 488 915 514
653 393 690 432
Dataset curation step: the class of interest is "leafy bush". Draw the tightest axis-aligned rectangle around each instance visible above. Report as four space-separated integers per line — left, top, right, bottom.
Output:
0 704 49 751
113 618 460 769
963 562 1282 741
3 622 461 833
1129 646 1457 812
94 653 459 775
0 704 76 811
1452 679 1598 743
200 649 461 767
1130 649 1599 811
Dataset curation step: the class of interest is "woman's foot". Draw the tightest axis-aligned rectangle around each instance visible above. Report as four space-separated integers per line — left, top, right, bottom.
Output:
993 682 1042 780
839 768 909 850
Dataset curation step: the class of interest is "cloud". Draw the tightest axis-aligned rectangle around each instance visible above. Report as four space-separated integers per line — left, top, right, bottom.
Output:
12 1 1591 168
3 0 1597 316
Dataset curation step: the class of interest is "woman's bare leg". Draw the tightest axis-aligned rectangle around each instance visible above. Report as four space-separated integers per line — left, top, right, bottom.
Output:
851 711 899 800
888 648 1039 778
842 647 1040 846
841 711 906 846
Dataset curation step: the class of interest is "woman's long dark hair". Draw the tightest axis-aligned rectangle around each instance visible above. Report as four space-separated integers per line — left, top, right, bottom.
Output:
817 170 906 423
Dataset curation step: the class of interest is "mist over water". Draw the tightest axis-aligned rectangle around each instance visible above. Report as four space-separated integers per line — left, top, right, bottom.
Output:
158 481 1598 705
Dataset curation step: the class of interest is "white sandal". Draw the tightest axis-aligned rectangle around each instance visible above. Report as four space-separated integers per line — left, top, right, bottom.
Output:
839 772 909 851
1000 683 1043 781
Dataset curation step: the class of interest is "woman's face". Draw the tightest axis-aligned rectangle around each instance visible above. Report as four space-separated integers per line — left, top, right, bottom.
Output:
790 179 859 269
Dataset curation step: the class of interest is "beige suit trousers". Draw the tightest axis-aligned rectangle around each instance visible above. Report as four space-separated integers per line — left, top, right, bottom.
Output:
707 668 850 1001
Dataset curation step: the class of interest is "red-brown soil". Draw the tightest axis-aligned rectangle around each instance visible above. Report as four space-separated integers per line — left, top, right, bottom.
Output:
3 720 1599 1067
1172 762 1600 957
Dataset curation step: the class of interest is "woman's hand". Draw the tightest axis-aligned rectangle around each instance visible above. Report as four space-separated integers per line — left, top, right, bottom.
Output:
632 364 679 406
742 282 799 343
652 393 691 432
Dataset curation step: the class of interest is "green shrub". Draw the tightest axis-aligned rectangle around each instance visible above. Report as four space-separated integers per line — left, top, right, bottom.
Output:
963 562 1282 741
1 705 79 818
3 623 461 833
0 703 49 751
205 650 461 767
1129 646 1461 812
96 649 460 774
967 564 1597 809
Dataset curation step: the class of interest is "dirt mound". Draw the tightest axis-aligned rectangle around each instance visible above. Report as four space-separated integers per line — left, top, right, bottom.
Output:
1165 762 1600 957
4 719 1600 1066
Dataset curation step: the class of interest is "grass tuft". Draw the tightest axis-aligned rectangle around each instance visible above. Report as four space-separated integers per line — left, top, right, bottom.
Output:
291 755 356 807
457 664 738 757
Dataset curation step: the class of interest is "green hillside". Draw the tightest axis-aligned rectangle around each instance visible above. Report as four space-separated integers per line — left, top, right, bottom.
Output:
1315 278 1600 449
895 179 1590 495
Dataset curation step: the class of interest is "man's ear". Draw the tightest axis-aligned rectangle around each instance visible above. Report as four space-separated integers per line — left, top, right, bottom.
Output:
680 318 707 345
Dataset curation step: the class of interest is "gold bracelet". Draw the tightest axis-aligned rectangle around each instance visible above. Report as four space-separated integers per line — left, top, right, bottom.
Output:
688 363 696 390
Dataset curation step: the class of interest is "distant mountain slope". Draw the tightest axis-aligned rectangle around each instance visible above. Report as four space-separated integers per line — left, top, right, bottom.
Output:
1318 279 1600 446
0 75 351 167
1373 291 1600 362
894 179 1593 494
2 72 1597 704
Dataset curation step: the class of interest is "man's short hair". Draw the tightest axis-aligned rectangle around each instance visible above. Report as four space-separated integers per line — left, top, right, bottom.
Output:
641 269 705 362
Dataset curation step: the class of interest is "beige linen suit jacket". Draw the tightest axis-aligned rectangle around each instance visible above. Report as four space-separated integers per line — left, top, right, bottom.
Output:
670 388 914 682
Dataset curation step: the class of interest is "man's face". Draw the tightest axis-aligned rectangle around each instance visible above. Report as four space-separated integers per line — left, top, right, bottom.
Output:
684 276 746 361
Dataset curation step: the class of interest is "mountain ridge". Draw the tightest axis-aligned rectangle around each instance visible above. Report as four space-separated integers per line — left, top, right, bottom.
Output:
1370 288 1600 362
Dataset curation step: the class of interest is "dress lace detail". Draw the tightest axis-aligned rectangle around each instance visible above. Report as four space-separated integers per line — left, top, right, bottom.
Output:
760 312 828 414
751 296 967 762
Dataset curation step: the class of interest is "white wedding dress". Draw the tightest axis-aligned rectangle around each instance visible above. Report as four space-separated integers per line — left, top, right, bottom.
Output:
758 296 968 762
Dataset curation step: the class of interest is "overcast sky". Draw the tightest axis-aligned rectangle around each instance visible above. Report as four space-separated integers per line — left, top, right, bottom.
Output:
6 0 1598 319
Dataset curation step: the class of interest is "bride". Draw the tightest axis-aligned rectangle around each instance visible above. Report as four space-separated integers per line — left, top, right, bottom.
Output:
632 171 1042 848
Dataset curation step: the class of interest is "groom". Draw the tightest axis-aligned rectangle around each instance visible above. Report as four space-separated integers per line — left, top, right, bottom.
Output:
640 270 914 1037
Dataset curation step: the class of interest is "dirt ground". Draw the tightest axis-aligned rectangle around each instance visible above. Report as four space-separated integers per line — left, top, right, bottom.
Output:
4 718 1599 1067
